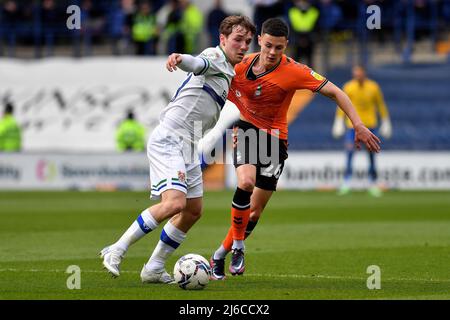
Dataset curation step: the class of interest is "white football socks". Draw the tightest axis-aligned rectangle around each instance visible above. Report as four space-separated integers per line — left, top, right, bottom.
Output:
146 221 186 272
213 244 229 260
232 240 245 251
114 209 159 251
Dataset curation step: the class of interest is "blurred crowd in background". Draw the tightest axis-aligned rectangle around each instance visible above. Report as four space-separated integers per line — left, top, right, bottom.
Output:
0 0 449 61
1 0 450 190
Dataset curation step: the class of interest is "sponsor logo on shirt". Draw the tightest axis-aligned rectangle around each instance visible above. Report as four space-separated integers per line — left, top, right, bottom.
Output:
311 71 325 81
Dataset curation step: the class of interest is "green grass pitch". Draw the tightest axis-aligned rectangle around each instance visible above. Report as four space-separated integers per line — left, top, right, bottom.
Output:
0 190 449 300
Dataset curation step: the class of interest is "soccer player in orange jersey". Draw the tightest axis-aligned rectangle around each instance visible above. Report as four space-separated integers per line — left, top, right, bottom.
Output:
209 18 381 280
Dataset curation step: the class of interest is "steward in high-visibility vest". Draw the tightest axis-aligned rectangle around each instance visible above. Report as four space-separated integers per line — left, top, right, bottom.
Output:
132 2 158 55
0 103 22 152
180 2 204 54
288 1 319 33
288 0 319 67
116 111 146 152
162 5 184 53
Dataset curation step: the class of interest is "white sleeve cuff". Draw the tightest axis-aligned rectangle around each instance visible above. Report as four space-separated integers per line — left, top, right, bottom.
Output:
178 54 209 75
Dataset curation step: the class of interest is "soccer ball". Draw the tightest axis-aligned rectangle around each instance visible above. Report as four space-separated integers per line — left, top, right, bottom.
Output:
173 253 211 290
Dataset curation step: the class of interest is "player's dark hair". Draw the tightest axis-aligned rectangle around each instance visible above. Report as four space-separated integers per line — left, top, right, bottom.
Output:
262 18 289 39
4 102 14 114
353 64 366 71
219 15 256 37
127 110 135 120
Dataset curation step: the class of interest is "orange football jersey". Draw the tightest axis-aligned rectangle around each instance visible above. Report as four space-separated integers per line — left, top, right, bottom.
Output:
228 53 328 140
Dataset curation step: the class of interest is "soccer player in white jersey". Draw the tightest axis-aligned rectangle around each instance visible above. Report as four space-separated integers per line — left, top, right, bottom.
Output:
100 16 256 284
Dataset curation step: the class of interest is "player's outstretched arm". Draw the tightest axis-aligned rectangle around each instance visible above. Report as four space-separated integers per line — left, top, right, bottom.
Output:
166 53 206 74
319 81 381 153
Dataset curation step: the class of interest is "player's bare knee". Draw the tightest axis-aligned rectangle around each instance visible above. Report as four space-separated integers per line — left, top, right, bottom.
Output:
172 200 187 214
238 177 255 192
163 199 186 215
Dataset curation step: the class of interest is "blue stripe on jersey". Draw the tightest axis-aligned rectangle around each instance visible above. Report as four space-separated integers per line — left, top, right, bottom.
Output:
202 84 225 109
160 229 180 249
195 57 208 76
137 215 152 234
171 74 193 102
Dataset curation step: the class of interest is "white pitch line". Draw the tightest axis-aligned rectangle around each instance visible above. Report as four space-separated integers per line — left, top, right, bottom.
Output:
0 268 449 283
0 268 137 274
249 273 450 283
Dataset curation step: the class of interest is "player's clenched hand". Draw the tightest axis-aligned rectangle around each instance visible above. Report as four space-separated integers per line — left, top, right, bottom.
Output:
166 53 182 72
354 124 381 153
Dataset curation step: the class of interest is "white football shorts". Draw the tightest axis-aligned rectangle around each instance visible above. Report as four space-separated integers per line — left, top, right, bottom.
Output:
147 124 203 200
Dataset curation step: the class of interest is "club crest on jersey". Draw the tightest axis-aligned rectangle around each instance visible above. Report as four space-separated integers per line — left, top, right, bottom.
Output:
254 85 262 97
202 50 219 60
310 71 325 81
177 171 186 183
235 90 242 98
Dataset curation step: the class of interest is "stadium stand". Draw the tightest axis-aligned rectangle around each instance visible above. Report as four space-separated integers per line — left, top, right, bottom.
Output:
288 62 450 151
1 0 449 153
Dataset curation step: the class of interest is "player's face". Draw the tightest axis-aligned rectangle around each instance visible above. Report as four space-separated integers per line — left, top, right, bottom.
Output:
353 66 366 81
258 33 288 69
221 26 253 66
